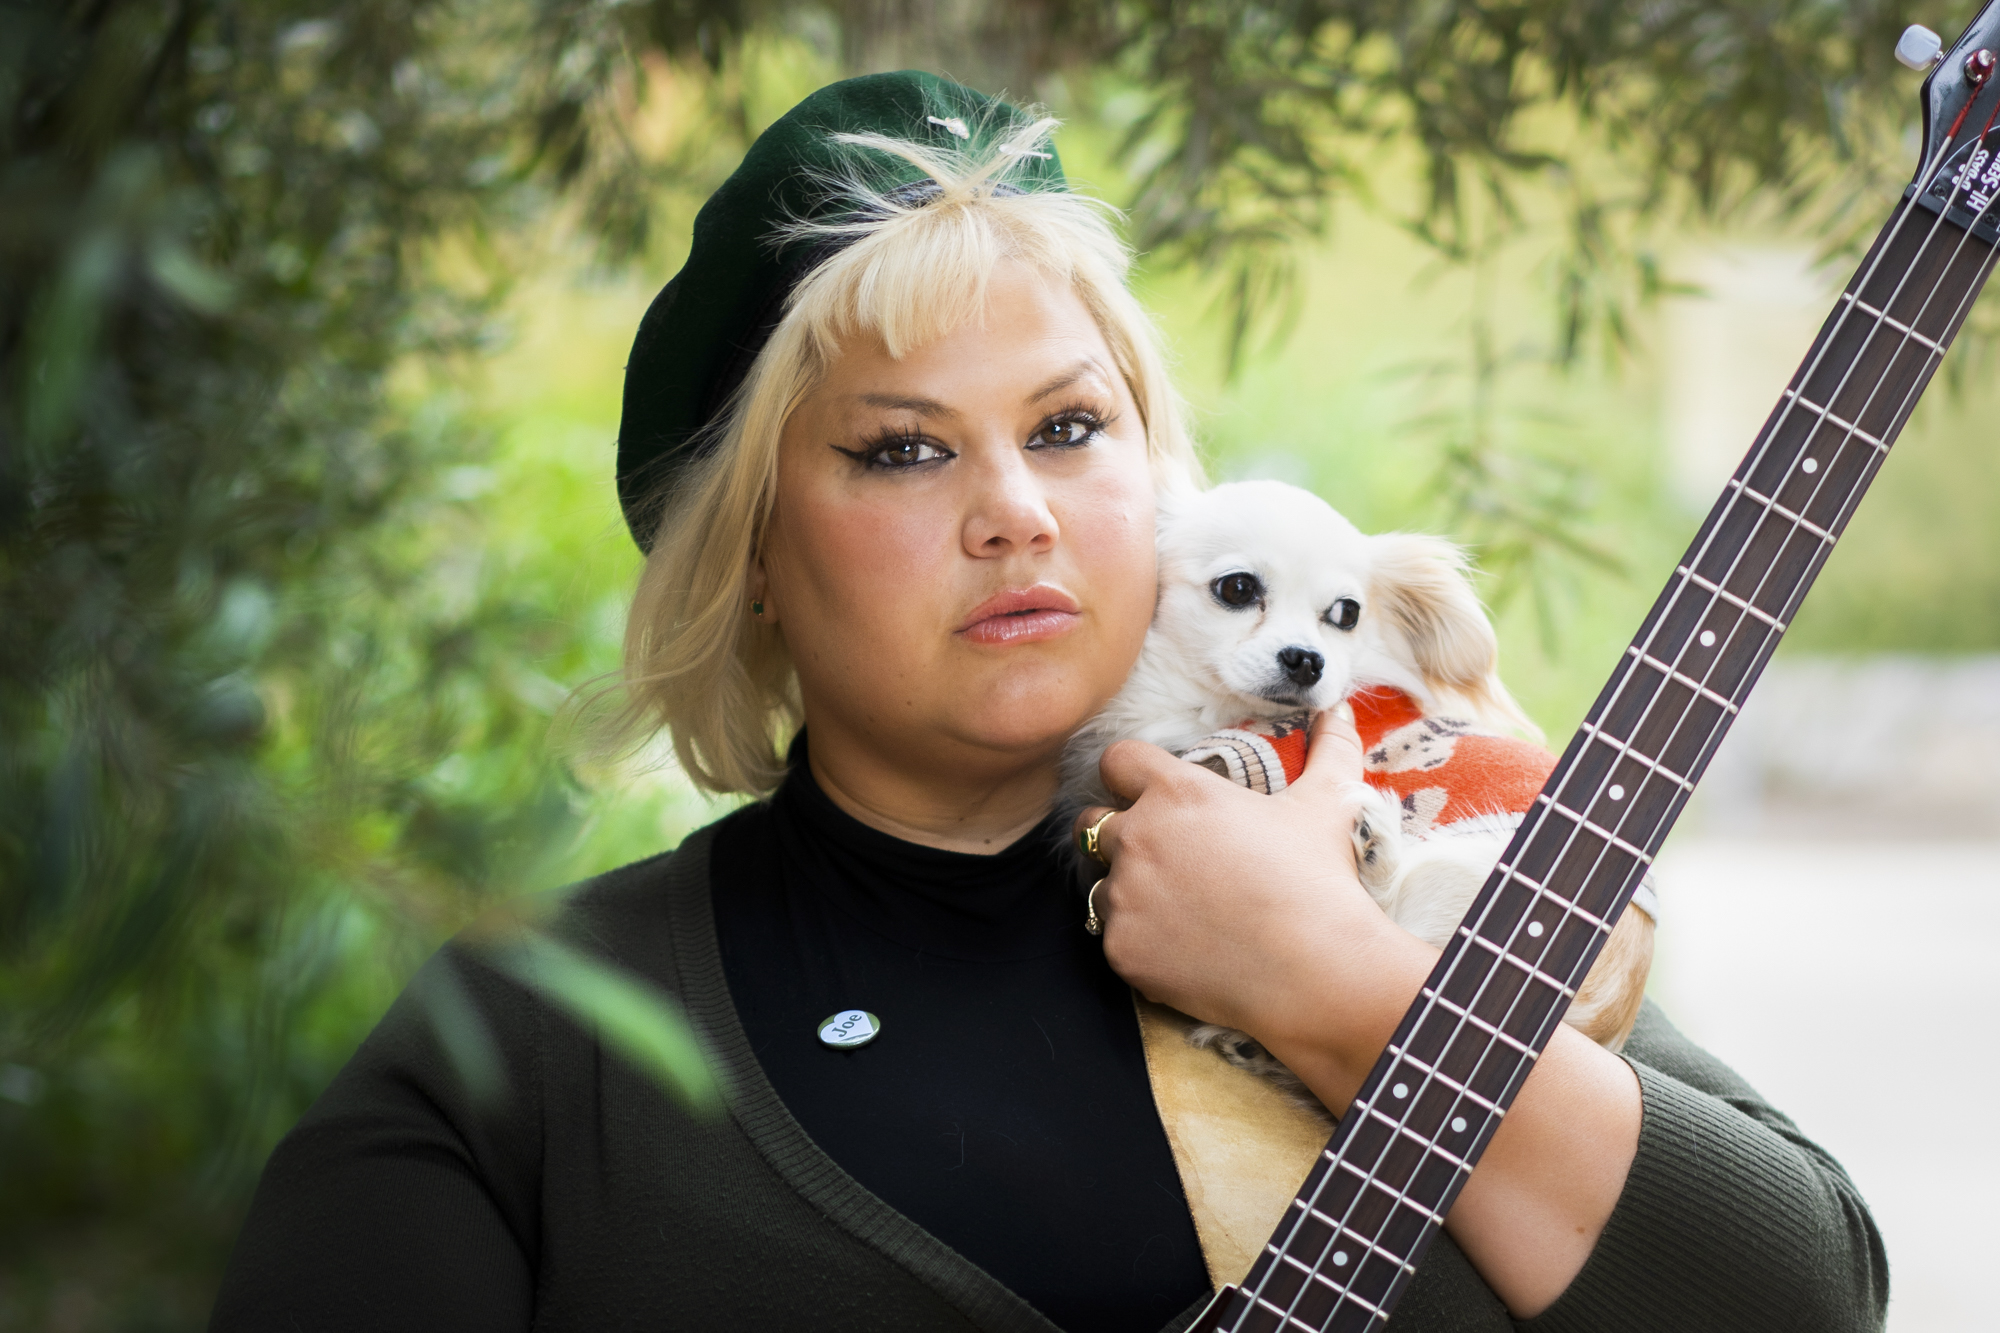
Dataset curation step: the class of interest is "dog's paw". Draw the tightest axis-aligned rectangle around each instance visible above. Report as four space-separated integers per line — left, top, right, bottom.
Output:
1351 785 1404 897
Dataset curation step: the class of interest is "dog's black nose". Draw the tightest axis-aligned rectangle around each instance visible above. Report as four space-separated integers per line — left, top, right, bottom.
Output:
1277 645 1324 688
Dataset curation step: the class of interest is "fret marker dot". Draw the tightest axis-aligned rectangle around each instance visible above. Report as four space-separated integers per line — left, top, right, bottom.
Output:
1699 630 1717 647
1333 1251 1350 1267
1527 921 1544 937
1608 784 1625 801
1801 457 1819 473
1392 1082 1409 1099
1451 1116 1468 1133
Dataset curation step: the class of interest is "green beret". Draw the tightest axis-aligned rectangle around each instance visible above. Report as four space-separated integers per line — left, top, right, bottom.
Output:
616 70 1067 550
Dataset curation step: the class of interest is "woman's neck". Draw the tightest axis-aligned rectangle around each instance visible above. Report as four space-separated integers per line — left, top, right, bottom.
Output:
803 721 1061 855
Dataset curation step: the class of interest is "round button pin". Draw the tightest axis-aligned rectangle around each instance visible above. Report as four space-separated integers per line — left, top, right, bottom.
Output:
817 1009 881 1050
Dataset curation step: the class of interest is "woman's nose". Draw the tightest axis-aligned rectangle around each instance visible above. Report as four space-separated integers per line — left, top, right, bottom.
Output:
961 451 1058 557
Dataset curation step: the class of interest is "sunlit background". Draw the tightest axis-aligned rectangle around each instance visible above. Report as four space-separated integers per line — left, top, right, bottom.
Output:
4 3 1997 1329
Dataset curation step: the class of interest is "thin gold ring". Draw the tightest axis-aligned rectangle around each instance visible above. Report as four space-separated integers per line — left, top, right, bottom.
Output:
1078 809 1116 866
1084 878 1107 935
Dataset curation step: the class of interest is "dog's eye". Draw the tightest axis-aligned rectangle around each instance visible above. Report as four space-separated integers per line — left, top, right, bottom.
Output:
1326 598 1361 631
1211 572 1263 609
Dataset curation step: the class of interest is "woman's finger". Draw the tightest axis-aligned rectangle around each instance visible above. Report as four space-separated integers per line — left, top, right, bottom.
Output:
1071 804 1122 864
1096 736 1206 805
1291 700 1366 793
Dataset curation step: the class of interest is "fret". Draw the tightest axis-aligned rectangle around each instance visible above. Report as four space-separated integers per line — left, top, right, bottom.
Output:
1777 388 1891 453
1208 35 2000 1329
1352 1102 1474 1174
1839 290 1948 354
1417 987 1537 1058
1576 722 1697 793
1676 565 1787 631
1491 866 1614 936
1728 477 1838 544
1384 1044 1506 1116
1431 900 1600 1018
1624 647 1739 718
1272 1253 1409 1318
1405 996 1544 1107
1330 1158 1448 1227
1253 1285 1384 1328
1256 1170 1429 1316
1533 790 1658 865
1276 1233 1411 1287
1548 716 1690 842
1280 1203 1420 1277
1460 927 1577 999
1333 1080 1480 1202
1681 499 1815 622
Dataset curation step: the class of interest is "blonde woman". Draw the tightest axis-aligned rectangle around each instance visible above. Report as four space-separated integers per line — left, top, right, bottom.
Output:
211 73 1885 1333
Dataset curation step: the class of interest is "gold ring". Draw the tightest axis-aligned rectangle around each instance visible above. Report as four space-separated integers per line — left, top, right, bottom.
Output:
1078 809 1116 866
1084 879 1107 936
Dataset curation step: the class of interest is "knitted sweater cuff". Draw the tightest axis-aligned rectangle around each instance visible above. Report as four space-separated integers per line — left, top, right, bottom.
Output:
1519 1059 1879 1333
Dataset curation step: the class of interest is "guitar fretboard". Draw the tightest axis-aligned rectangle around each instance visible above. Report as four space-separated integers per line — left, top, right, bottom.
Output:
1203 89 2000 1333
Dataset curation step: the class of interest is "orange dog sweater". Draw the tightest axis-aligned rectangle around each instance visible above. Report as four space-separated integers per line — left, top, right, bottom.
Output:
1178 688 1660 916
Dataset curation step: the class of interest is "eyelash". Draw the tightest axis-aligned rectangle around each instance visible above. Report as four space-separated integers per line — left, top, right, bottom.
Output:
837 402 1115 471
1033 404 1114 450
842 425 940 470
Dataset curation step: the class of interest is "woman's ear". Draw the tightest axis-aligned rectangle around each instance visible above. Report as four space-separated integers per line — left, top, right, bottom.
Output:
1367 534 1538 737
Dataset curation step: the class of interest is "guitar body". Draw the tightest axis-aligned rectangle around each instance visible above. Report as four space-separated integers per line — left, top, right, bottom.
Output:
1199 10 2000 1330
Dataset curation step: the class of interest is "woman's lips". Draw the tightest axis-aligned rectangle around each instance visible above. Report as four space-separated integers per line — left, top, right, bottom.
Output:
956 585 1082 646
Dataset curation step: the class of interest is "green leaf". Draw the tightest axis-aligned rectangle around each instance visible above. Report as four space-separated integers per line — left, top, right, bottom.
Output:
490 930 724 1115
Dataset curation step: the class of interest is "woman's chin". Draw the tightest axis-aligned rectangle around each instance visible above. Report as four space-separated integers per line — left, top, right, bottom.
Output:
938 673 1108 758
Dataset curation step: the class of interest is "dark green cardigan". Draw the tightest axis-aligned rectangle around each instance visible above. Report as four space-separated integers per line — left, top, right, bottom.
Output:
211 825 1888 1332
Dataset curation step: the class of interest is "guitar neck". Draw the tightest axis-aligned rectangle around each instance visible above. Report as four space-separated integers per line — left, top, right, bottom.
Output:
1202 38 2000 1333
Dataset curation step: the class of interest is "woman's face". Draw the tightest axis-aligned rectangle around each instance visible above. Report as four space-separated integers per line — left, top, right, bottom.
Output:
759 260 1159 787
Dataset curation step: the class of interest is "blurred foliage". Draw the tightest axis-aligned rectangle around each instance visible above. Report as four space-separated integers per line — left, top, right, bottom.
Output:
2 0 1994 1326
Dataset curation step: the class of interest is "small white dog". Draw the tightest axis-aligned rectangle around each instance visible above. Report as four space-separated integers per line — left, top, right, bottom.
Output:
1063 480 1653 1103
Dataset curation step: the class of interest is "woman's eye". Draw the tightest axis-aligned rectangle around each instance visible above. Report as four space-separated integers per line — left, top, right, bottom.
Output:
1034 414 1102 448
868 438 948 468
1326 597 1361 630
1211 572 1263 609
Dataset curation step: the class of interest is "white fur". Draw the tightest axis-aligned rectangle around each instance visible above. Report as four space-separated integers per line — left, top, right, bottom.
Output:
1062 480 1541 1108
1062 479 1532 810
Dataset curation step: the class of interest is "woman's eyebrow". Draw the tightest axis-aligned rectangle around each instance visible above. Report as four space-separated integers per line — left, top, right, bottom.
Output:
1026 359 1109 404
856 392 958 418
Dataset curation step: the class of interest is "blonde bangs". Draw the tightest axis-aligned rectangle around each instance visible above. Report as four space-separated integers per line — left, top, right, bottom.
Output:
621 112 1202 798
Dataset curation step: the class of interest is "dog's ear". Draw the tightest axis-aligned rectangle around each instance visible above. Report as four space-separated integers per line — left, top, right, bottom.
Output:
1367 534 1539 739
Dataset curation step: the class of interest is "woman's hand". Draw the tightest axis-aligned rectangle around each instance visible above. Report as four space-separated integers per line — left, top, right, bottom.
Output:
1073 706 1436 1113
1075 706 1643 1319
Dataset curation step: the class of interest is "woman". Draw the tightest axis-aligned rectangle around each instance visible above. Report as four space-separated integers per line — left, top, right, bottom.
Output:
211 73 1886 1332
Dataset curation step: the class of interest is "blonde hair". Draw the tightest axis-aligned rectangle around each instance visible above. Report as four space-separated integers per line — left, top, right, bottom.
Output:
622 112 1203 797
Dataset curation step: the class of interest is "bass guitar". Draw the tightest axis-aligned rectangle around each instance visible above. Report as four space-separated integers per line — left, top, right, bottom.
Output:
1199 10 2000 1330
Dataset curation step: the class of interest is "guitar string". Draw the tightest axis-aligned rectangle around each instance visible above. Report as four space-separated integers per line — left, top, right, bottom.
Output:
1232 65 2000 1320
1542 134 2000 985
1571 97 2000 955
1227 95 2000 1333
1239 194 1972 1333
1293 144 2000 1328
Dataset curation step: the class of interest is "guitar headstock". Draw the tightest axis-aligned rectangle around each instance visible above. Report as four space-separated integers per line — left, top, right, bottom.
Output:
1911 7 2000 176
1901 8 2000 241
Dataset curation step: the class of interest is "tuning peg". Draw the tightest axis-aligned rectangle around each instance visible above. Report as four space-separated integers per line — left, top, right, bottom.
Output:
1897 24 1944 71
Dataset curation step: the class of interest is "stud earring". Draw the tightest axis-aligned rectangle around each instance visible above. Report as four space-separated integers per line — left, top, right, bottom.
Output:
751 600 764 617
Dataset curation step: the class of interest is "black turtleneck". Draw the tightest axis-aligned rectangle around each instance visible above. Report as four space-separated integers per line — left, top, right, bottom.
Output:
709 742 1210 1333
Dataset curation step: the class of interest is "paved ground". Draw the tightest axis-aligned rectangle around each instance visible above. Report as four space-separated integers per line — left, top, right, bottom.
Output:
1650 836 2000 1333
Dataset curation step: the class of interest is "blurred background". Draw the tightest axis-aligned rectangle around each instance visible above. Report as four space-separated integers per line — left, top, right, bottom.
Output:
3 1 1995 1329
